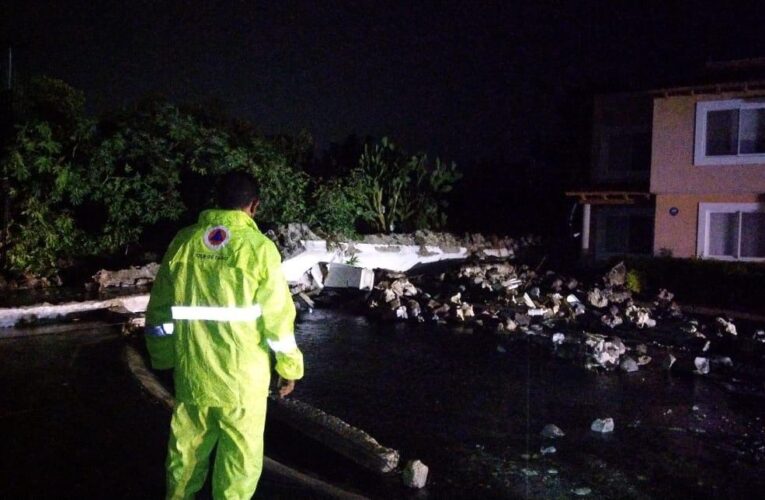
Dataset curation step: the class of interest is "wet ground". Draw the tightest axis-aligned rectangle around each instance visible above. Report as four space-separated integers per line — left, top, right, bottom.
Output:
1 310 764 498
0 324 358 499
293 309 765 499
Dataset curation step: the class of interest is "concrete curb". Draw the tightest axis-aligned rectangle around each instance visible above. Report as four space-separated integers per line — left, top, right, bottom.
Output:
123 345 368 500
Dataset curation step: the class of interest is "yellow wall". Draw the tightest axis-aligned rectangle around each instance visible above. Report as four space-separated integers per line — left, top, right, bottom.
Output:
654 193 763 257
651 92 765 194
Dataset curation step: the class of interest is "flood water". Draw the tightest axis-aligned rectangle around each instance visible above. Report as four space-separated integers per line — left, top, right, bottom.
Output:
293 308 765 499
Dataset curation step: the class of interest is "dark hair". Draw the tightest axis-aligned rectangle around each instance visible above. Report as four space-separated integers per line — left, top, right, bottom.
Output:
215 172 260 210
215 171 261 209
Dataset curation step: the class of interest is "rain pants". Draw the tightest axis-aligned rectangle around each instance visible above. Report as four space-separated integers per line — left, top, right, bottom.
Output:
145 209 304 500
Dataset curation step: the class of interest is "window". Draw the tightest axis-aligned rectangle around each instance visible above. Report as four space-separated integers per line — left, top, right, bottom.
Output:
595 206 654 258
695 99 765 165
697 203 765 260
598 126 651 179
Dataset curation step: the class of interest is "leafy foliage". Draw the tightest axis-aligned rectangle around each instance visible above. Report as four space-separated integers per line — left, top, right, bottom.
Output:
0 79 459 280
310 177 364 238
1 79 310 279
351 137 461 232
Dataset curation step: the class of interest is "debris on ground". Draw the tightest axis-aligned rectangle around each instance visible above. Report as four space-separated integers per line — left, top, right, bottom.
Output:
540 424 565 439
591 418 615 433
92 263 160 289
352 258 764 391
402 459 429 488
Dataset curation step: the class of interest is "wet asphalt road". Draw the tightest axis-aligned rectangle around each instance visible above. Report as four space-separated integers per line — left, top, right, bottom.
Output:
2 311 765 499
293 309 765 499
0 325 350 499
0 326 169 498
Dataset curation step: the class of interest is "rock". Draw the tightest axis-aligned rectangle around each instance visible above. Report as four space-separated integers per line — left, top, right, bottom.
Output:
656 288 674 303
566 294 581 305
601 313 623 329
754 330 765 343
540 445 556 455
573 487 592 496
552 332 566 345
540 424 565 439
620 357 639 373
93 263 160 289
382 288 397 303
395 305 409 319
391 278 418 297
694 357 710 375
407 300 422 318
715 317 737 336
604 261 626 287
585 335 623 369
587 288 609 308
610 337 627 355
522 293 536 308
626 304 656 328
402 459 429 488
460 303 475 318
637 355 652 366
591 418 615 433
661 353 677 371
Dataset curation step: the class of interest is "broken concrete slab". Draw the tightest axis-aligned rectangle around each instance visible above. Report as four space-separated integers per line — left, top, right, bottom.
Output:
402 459 429 488
268 395 400 475
323 263 375 291
0 294 149 329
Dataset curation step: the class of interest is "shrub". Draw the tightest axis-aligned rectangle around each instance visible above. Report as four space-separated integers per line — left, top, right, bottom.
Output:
310 178 363 238
1 81 310 279
352 137 460 232
624 256 765 311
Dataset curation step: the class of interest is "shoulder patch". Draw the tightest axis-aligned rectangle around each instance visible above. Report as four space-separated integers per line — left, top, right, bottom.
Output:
203 225 231 251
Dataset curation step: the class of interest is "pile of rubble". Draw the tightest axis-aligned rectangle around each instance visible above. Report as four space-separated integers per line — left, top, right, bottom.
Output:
364 260 763 380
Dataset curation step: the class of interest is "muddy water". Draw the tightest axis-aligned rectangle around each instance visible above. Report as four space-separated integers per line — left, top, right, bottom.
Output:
294 309 765 499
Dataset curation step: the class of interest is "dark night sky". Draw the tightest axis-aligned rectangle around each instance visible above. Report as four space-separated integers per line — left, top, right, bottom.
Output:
2 1 765 163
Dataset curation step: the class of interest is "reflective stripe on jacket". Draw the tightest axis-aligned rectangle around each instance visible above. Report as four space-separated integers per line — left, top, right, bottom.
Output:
145 209 303 407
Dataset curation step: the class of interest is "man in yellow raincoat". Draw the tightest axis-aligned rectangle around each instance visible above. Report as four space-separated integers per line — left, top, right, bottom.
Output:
145 171 304 499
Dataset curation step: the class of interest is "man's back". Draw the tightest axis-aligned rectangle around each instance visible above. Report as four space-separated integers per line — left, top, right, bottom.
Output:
147 208 299 407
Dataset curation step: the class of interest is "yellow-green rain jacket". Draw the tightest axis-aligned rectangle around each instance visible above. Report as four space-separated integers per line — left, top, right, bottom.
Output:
145 209 303 407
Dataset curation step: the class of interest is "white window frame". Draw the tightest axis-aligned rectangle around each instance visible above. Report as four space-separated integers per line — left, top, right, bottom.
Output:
694 98 765 166
697 202 765 261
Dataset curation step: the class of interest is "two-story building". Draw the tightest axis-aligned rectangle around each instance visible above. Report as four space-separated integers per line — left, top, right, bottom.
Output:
569 76 765 262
